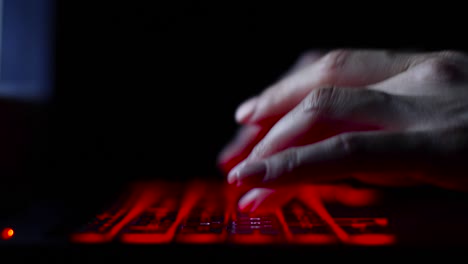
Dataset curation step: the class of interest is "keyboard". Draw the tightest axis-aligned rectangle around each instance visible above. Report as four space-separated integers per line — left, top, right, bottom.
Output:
70 180 395 246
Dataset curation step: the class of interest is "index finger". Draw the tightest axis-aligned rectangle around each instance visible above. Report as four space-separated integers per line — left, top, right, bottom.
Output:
236 49 434 125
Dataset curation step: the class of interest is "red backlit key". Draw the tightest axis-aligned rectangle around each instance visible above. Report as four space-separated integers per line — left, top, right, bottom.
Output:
70 182 159 243
119 187 183 243
279 199 338 245
71 180 396 245
227 211 285 244
279 199 395 245
119 181 206 244
175 183 230 244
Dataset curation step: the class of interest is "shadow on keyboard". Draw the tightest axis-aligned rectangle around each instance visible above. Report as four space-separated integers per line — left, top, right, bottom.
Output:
70 180 395 246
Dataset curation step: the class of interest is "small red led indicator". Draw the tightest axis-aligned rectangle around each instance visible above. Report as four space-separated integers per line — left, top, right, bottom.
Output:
1 228 14 240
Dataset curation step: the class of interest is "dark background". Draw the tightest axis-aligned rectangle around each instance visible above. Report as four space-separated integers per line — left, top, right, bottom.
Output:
4 1 468 215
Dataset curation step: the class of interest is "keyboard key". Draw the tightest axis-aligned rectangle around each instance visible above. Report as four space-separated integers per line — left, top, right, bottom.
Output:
120 181 207 244
175 182 229 244
279 199 338 244
279 198 395 245
70 182 159 243
71 180 396 246
227 211 285 244
119 187 184 242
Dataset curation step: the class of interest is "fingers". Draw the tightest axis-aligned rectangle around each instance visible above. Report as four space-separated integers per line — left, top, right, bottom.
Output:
217 125 262 174
237 185 381 213
225 50 468 190
235 49 430 125
240 87 403 162
228 130 435 187
371 56 468 96
217 125 268 174
225 50 446 175
237 187 294 213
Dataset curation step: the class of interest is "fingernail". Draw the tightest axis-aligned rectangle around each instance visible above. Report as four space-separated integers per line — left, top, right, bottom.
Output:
235 97 258 123
238 200 254 213
227 164 241 185
227 161 248 185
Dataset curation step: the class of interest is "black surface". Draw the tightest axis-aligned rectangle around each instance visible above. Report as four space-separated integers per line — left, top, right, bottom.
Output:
3 244 462 263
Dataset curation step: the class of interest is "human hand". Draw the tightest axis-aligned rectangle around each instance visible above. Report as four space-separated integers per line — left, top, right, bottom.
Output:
219 49 468 193
236 184 381 213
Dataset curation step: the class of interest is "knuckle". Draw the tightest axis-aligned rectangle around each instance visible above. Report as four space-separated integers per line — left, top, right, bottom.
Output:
319 49 351 79
438 50 467 60
302 86 340 113
417 58 462 83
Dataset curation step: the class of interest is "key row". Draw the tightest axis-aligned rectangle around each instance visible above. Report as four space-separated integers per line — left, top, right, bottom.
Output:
70 181 395 245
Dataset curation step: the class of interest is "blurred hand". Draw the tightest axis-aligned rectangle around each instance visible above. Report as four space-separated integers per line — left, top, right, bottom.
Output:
236 184 381 213
219 49 468 201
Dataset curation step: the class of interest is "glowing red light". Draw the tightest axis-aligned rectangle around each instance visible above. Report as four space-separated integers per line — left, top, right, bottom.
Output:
2 228 14 240
347 234 396 246
70 182 162 244
72 180 396 246
120 180 208 244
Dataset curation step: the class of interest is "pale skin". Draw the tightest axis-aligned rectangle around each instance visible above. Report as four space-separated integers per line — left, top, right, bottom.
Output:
217 49 468 212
